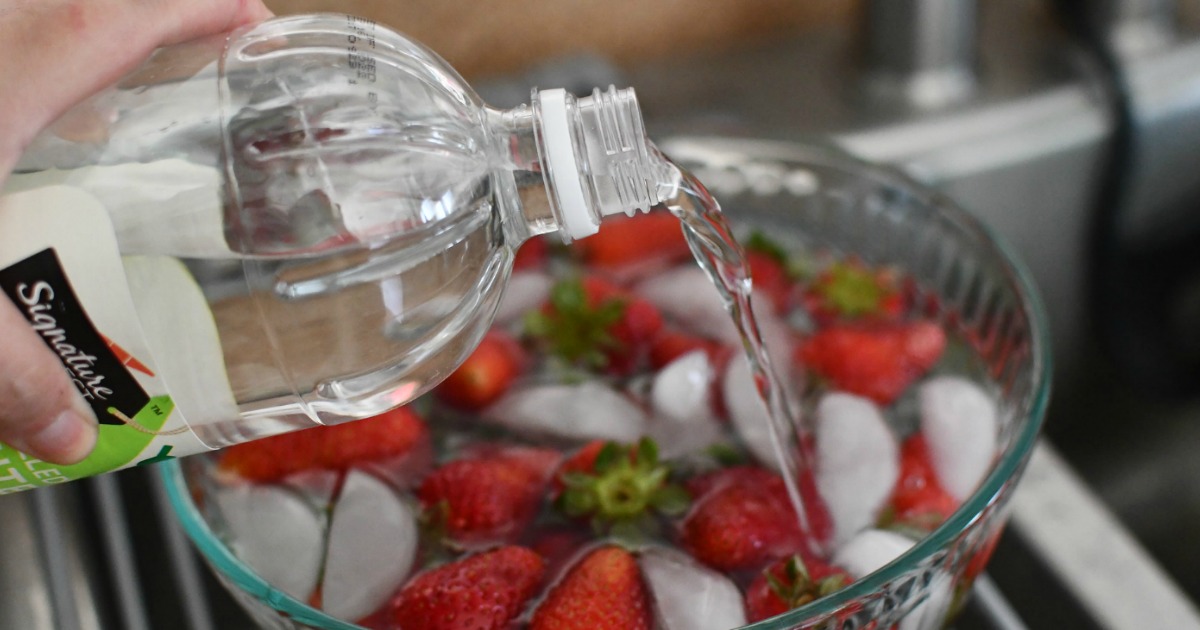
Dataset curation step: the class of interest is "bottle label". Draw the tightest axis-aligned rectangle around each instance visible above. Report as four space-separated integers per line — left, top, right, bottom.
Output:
0 186 211 493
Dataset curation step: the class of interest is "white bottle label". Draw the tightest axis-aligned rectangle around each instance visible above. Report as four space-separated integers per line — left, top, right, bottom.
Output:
0 186 213 493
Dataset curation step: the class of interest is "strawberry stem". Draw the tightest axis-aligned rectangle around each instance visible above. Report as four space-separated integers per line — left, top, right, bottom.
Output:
556 437 690 529
524 277 627 369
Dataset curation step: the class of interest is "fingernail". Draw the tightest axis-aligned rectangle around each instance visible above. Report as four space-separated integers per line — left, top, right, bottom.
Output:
27 410 98 465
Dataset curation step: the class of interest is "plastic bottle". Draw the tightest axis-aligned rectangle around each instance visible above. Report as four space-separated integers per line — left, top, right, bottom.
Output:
0 14 679 492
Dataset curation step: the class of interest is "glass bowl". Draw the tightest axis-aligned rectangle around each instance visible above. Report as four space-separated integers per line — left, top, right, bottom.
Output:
161 139 1051 630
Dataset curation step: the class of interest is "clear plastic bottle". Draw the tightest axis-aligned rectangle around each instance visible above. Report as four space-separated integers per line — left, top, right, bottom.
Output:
0 14 679 490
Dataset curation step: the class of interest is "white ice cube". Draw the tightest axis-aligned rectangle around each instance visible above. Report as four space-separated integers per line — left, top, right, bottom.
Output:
919 376 999 501
646 351 725 457
832 528 915 579
484 381 646 443
321 470 419 622
723 356 797 470
640 547 748 630
213 484 325 602
495 271 552 325
815 393 900 545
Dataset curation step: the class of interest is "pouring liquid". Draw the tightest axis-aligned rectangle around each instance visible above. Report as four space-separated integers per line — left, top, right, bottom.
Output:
659 156 822 553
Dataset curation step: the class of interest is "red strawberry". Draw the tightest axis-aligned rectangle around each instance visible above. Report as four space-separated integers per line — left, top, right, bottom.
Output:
514 235 550 270
679 467 806 572
648 327 728 371
389 546 545 630
803 260 907 325
436 330 525 411
417 446 561 545
797 320 946 404
887 434 960 531
575 210 690 273
963 528 1004 582
745 554 852 622
525 275 662 374
747 250 794 314
217 406 429 483
530 545 653 630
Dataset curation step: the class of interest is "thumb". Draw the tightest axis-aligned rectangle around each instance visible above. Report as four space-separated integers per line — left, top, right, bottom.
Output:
0 297 98 464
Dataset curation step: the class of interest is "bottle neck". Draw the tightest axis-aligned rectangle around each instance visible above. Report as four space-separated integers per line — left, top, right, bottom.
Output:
488 87 679 247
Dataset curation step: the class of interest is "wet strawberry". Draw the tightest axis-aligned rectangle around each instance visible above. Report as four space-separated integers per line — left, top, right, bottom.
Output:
575 210 690 273
530 545 653 630
217 406 429 483
648 327 729 371
525 275 662 374
747 250 794 314
435 330 525 411
745 554 852 622
389 546 545 630
802 260 907 324
417 446 560 545
514 235 550 270
554 438 690 534
797 320 946 404
884 433 960 531
679 466 806 572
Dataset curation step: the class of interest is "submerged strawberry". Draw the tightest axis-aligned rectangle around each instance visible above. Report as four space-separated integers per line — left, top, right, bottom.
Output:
417 445 560 546
884 433 960 531
554 438 690 536
525 276 662 374
530 545 653 630
217 406 429 483
575 210 690 273
679 466 807 572
388 545 545 630
745 554 852 622
435 330 525 411
797 320 946 404
803 260 907 324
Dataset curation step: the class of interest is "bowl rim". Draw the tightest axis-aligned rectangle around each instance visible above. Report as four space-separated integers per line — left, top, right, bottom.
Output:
160 138 1052 630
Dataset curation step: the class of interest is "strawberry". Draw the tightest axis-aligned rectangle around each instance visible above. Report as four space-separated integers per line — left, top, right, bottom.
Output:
530 545 653 630
648 327 728 371
745 554 852 622
525 275 662 374
436 330 525 411
679 466 806 572
884 433 959 531
747 250 794 314
803 260 907 325
575 209 690 273
797 320 946 404
554 438 690 534
514 234 550 270
217 406 429 483
963 528 1004 582
389 545 545 630
417 446 560 545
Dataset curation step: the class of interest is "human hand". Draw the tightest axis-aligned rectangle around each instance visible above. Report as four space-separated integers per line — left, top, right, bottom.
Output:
0 0 272 464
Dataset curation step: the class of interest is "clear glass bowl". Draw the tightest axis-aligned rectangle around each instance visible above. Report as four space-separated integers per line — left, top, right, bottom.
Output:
161 139 1051 630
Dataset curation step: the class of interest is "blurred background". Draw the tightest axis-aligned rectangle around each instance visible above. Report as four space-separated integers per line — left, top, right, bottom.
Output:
6 0 1200 628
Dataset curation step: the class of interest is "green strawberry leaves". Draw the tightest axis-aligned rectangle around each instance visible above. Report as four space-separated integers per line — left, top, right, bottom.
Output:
556 438 690 537
525 277 627 369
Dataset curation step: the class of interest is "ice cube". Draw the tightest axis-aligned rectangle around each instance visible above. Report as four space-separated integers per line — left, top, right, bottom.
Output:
646 351 724 458
723 356 793 470
637 267 735 343
815 393 900 545
483 381 646 443
282 469 342 509
919 376 999 500
636 266 795 355
213 484 325 602
640 547 748 630
832 528 915 578
321 470 419 622
495 270 552 325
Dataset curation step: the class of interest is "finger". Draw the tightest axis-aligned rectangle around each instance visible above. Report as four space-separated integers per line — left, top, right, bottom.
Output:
0 297 98 464
0 0 273 173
